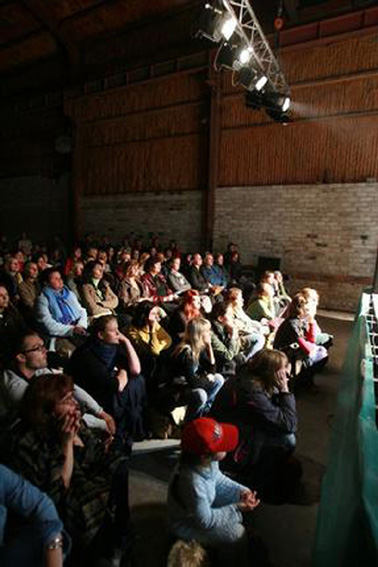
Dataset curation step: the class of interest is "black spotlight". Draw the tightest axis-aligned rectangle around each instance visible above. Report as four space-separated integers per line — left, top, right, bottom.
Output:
245 89 264 110
265 107 292 124
263 91 291 123
217 38 241 69
194 2 224 43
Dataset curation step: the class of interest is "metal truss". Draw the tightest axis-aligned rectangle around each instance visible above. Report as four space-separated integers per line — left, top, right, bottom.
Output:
221 0 289 94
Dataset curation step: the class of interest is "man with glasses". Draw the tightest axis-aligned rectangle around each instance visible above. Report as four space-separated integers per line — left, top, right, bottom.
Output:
0 330 115 435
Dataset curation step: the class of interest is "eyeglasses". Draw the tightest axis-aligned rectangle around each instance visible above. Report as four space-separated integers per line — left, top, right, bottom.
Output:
22 343 46 354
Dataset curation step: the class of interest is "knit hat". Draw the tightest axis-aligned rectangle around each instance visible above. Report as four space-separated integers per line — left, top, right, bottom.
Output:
181 418 239 455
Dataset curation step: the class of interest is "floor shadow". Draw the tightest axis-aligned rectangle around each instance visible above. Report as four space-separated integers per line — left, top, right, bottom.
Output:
129 445 180 483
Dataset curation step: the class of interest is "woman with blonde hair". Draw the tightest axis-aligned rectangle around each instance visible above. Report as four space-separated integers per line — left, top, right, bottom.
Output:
167 318 224 421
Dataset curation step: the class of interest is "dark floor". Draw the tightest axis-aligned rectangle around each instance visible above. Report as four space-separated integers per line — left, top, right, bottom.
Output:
128 313 354 567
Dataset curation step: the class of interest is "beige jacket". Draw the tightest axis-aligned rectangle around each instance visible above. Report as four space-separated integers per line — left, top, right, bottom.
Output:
81 281 119 320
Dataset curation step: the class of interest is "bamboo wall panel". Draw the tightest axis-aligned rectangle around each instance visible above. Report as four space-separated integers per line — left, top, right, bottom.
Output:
83 133 207 195
219 115 378 186
66 72 207 123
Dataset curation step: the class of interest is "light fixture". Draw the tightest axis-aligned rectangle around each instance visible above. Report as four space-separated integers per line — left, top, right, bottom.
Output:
195 3 224 42
221 16 237 40
238 46 253 65
255 75 268 91
282 96 291 112
245 90 263 110
239 67 268 92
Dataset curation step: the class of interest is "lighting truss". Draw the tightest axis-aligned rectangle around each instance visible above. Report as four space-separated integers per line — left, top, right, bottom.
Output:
221 0 289 94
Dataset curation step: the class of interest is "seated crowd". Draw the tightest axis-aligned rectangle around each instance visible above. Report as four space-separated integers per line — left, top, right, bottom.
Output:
0 232 332 567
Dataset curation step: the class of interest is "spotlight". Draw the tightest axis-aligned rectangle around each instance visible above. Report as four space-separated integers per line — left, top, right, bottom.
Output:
237 46 253 66
195 3 224 42
265 106 292 124
217 41 239 69
239 67 267 92
282 96 291 112
245 89 263 110
221 16 237 40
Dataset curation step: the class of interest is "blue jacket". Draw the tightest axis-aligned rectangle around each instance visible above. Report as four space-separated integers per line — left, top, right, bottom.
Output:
0 464 63 547
168 460 247 546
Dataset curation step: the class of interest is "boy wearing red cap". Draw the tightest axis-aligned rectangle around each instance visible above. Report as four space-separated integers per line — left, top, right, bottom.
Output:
167 418 259 566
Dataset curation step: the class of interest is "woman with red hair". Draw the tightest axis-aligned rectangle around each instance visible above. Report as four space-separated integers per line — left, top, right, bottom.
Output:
167 290 202 345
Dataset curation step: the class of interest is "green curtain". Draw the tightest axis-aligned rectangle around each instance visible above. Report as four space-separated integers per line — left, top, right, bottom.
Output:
313 292 378 567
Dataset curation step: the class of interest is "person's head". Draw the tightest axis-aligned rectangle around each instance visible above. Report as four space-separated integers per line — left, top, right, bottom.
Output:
86 246 98 261
97 249 108 265
274 270 283 284
45 268 64 291
106 246 115 260
145 257 161 275
131 249 140 261
0 285 9 312
181 417 239 465
170 257 181 272
125 259 140 279
261 271 275 286
288 293 308 319
23 261 38 280
91 315 120 344
301 287 319 308
6 256 19 274
91 261 105 280
225 287 243 310
167 540 210 567
181 317 211 360
181 290 201 320
35 254 47 271
72 260 85 277
204 253 213 267
193 253 202 267
21 373 75 428
211 301 235 328
15 250 25 264
156 252 165 264
245 349 289 394
72 246 82 260
227 242 237 253
165 248 173 261
132 301 159 329
14 330 47 371
214 253 224 266
256 282 274 299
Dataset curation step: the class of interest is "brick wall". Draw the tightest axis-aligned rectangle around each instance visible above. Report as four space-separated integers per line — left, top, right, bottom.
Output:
79 190 204 251
213 183 378 311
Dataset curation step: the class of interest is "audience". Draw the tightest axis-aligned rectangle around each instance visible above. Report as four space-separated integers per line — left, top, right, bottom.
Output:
0 230 334 564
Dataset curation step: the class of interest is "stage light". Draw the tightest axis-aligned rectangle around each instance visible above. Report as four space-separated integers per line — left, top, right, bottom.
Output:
217 41 236 69
195 3 224 42
265 106 291 124
245 89 263 110
238 46 253 65
282 96 291 112
221 16 237 40
255 75 268 91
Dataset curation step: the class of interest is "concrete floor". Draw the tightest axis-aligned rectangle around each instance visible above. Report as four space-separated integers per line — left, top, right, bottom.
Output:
128 313 354 567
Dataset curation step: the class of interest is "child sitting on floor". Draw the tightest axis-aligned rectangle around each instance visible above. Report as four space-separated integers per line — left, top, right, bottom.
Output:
167 417 260 567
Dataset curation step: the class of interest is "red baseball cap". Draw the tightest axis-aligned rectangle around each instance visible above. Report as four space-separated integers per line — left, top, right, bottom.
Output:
181 418 239 455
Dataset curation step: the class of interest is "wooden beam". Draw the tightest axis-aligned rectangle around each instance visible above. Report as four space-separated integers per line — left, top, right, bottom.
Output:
203 54 221 251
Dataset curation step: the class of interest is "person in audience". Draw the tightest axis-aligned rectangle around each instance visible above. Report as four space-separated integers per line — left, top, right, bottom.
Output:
81 261 118 322
138 252 150 276
228 251 243 284
66 260 85 300
214 253 229 287
167 318 224 420
63 246 82 276
201 253 227 289
141 257 177 308
127 301 172 360
187 254 210 293
97 250 111 273
0 285 25 363
210 302 241 375
210 349 298 500
223 242 238 268
69 315 146 448
167 290 202 345
35 254 51 274
167 256 191 295
273 292 329 369
0 464 65 567
225 287 267 354
181 253 193 280
14 250 26 273
18 261 40 319
167 417 259 567
85 246 98 263
300 287 333 348
0 329 114 433
117 259 145 314
246 283 276 323
35 268 87 350
4 374 132 565
274 271 291 309
0 256 23 300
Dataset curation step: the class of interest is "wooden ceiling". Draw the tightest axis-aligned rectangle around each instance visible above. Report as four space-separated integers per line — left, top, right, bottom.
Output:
0 0 373 96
